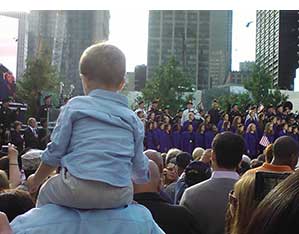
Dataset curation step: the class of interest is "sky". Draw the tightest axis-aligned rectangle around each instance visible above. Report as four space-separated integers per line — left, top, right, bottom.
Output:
1 10 256 74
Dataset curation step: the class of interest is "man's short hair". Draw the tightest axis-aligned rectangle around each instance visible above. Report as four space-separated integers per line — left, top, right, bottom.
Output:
273 136 299 162
212 132 245 169
79 43 126 88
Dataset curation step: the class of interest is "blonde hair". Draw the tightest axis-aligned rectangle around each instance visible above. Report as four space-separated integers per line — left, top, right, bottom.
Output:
246 123 256 133
226 174 258 234
165 148 182 164
192 147 205 161
79 43 126 88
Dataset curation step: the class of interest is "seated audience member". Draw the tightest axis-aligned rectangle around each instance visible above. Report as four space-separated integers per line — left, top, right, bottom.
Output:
165 148 182 165
144 149 172 203
0 189 34 222
226 174 258 234
264 143 273 163
23 118 39 149
192 147 205 161
199 149 212 167
244 170 299 234
180 132 245 234
174 161 212 204
237 155 251 176
245 136 298 175
10 121 24 159
10 204 164 234
134 160 200 234
163 159 178 189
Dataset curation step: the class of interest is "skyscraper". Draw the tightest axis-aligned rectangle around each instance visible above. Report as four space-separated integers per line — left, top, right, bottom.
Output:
27 10 110 94
147 10 232 90
256 10 299 90
0 11 29 80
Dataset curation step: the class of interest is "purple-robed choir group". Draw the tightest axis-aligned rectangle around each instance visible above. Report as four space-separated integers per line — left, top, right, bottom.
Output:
135 99 299 159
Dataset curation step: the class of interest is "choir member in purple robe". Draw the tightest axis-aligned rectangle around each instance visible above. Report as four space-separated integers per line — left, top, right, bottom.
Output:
245 110 258 129
257 113 265 139
162 124 172 153
152 121 161 151
217 113 229 132
244 123 259 159
205 124 217 149
219 121 231 133
231 116 242 133
145 121 156 150
148 112 156 122
278 123 288 137
171 123 182 149
195 123 206 149
259 122 275 151
291 125 299 142
236 124 245 137
181 124 195 154
182 112 197 132
287 125 293 136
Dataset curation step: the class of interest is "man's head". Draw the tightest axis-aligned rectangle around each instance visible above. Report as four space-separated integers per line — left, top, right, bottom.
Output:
144 150 163 174
27 118 37 128
44 95 51 106
187 100 193 110
211 132 245 170
272 136 299 169
138 100 144 109
133 160 161 194
232 104 238 112
175 152 192 176
200 149 212 166
79 43 126 94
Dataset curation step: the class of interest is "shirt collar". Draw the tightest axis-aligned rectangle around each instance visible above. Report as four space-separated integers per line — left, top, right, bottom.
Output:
211 170 240 180
88 88 128 107
261 162 293 172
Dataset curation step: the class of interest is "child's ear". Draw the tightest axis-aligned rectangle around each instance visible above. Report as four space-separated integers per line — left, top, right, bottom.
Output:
118 79 126 91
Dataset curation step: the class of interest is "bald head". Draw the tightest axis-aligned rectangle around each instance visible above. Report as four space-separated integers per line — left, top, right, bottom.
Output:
144 150 164 174
133 160 161 194
272 136 299 169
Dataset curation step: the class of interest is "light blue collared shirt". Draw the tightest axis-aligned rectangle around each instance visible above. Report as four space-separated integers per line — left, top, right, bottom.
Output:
11 204 165 234
41 89 149 186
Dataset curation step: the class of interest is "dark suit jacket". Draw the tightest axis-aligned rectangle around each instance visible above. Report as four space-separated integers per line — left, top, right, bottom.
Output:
180 177 238 234
134 192 201 234
24 127 39 149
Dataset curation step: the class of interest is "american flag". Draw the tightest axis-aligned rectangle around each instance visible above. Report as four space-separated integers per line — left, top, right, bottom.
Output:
259 135 270 147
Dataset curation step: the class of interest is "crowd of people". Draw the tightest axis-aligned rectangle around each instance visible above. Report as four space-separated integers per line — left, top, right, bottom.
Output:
138 98 297 159
0 42 299 234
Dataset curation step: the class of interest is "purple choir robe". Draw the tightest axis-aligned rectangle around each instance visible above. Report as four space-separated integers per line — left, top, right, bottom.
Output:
159 131 172 153
204 130 215 149
182 120 197 132
291 134 299 142
181 131 195 154
278 130 287 138
145 130 156 150
244 132 258 159
171 131 181 149
217 120 224 132
153 129 161 150
194 132 206 149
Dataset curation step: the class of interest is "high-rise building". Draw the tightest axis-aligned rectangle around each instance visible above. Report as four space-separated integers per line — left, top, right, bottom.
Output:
147 10 232 90
27 10 110 94
239 61 255 72
134 64 146 91
256 10 299 90
0 11 29 80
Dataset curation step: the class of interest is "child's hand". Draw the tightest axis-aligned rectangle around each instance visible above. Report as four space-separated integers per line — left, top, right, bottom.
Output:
27 174 39 194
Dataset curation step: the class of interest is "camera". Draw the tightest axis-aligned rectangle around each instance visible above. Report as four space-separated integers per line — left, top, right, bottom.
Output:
255 171 291 201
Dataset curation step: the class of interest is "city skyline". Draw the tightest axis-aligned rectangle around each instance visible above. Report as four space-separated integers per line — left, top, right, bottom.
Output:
1 10 256 77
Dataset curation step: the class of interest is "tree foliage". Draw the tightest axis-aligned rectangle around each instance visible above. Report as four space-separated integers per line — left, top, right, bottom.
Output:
244 65 288 107
142 57 194 114
218 92 253 114
17 51 59 117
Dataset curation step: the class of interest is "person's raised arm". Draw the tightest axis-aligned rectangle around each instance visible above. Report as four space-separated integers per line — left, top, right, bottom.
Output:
7 144 21 189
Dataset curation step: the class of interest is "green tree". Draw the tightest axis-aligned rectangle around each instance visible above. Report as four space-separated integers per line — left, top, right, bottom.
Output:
218 92 253 114
17 51 59 117
244 65 288 106
142 57 194 114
